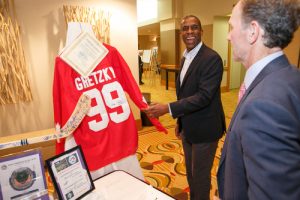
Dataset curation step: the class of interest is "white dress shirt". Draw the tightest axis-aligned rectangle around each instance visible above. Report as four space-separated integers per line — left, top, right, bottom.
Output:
243 51 283 89
180 42 203 85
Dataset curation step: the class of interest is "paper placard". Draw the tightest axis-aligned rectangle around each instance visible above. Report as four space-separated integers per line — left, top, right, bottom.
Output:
142 49 151 63
46 146 94 200
60 31 108 77
0 149 49 200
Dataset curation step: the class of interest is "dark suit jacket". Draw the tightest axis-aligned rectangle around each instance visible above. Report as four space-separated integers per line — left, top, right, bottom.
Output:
217 55 300 199
169 44 226 143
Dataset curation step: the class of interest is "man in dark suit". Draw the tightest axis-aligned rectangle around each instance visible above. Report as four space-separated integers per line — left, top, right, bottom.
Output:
217 0 300 199
145 15 226 200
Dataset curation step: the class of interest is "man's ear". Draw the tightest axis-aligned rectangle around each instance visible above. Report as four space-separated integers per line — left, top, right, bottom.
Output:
247 21 260 44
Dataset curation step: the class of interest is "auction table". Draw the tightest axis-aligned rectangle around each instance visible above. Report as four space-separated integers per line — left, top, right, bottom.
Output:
82 170 175 200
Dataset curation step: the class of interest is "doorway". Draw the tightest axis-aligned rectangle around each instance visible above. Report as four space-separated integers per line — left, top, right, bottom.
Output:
213 16 244 91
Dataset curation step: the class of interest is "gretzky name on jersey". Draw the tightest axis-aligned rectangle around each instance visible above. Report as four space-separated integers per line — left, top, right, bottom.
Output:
75 66 116 91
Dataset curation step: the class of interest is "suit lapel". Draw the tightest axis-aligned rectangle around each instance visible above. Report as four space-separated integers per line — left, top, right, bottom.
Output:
180 45 205 89
230 55 290 131
176 57 185 96
218 55 290 170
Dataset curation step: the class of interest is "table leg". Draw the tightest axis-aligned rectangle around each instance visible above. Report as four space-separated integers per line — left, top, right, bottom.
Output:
166 70 169 90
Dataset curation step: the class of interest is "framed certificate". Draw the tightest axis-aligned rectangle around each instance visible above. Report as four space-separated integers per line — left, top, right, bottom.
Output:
60 31 109 77
46 146 94 200
0 149 49 200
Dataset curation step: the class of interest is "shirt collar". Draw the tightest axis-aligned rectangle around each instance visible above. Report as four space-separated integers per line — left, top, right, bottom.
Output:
244 51 283 89
183 42 202 60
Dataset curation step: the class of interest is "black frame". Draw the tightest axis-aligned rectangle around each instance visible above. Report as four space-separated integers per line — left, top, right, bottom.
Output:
46 145 94 200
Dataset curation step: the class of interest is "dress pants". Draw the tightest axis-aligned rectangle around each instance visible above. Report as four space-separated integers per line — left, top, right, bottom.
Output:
181 133 218 200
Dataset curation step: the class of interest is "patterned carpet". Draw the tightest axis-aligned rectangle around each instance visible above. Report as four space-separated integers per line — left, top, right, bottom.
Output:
137 74 238 200
137 126 189 200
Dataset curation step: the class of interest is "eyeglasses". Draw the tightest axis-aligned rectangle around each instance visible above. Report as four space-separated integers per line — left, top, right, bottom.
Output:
181 25 201 32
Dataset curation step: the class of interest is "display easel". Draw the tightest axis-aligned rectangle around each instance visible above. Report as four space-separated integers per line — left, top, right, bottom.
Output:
141 49 151 76
142 47 159 85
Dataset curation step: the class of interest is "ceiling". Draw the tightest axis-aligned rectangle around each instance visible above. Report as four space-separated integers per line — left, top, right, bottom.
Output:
138 23 160 36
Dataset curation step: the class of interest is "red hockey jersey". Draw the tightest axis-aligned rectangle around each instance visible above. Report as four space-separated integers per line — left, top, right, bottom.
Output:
53 44 166 170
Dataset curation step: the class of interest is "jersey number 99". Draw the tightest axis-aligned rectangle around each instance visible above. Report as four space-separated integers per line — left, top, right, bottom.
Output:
84 81 130 132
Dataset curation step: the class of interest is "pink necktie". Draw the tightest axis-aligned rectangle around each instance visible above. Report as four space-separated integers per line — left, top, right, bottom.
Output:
238 82 246 103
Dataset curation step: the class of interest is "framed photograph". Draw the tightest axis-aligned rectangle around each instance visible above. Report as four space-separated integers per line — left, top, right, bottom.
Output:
0 149 49 200
46 146 94 200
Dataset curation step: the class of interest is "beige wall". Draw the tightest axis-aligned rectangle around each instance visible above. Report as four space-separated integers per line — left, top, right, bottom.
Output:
182 0 238 25
202 24 213 49
158 0 174 21
138 35 158 50
160 30 180 65
0 0 139 137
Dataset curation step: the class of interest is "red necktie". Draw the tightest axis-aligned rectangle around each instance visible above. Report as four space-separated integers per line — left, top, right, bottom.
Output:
238 82 246 103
